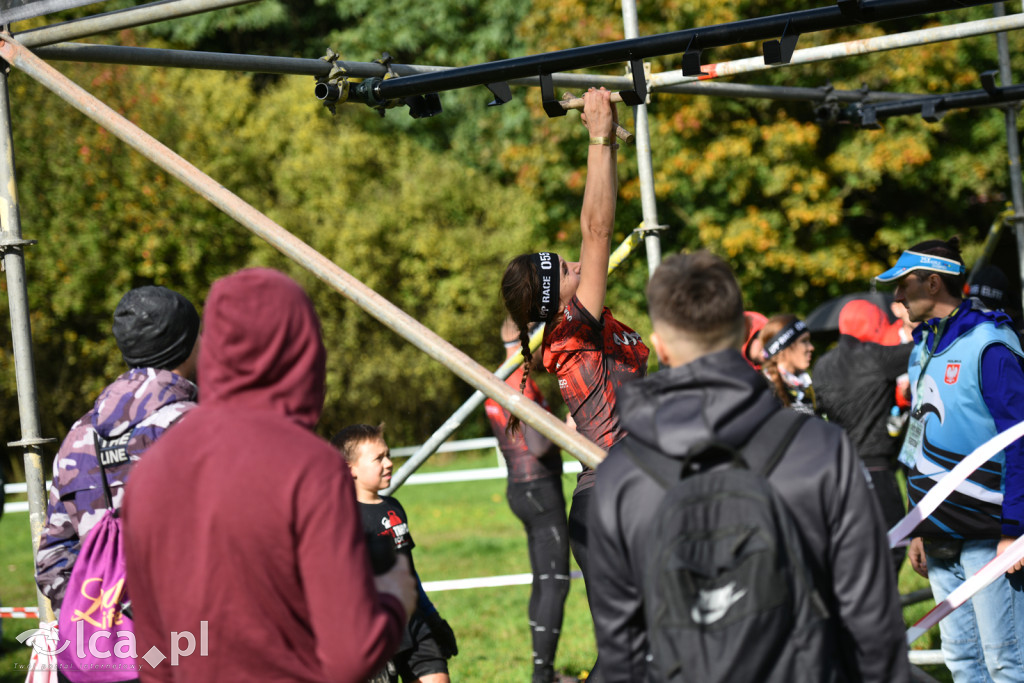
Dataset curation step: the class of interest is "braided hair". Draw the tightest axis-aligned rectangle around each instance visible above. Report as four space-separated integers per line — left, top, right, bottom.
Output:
500 254 559 434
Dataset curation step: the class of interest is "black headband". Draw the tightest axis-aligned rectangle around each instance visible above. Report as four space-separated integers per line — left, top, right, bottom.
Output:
762 319 807 360
528 252 560 322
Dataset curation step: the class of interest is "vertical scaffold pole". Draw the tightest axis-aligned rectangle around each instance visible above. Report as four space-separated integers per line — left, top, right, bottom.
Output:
0 68 55 621
621 0 663 277
994 2 1024 305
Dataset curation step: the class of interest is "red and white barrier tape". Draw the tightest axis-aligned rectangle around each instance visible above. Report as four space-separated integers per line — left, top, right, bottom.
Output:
0 606 39 619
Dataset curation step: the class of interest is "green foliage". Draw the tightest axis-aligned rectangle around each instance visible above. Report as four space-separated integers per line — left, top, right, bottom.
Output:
1 61 254 461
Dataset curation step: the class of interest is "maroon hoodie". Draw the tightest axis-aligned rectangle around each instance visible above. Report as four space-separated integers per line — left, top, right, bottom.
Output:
124 268 405 682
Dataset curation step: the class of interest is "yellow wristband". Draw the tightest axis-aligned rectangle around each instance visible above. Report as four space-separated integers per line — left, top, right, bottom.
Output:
590 136 612 146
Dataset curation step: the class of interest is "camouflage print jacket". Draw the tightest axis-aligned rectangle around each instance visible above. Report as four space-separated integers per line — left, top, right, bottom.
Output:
35 368 197 609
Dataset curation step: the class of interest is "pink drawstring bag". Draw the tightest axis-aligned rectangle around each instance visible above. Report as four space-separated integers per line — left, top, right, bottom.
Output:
56 430 140 682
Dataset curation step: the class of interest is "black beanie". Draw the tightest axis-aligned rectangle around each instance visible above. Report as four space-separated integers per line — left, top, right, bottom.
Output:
112 286 200 370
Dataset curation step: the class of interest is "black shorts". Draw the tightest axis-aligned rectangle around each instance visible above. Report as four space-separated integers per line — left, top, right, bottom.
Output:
393 615 449 681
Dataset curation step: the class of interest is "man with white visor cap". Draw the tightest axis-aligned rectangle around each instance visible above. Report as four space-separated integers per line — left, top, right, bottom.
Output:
877 237 1024 683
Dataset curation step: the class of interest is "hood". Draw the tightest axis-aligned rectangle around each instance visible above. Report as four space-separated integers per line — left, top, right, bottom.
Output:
913 298 1016 355
617 349 780 458
91 368 197 439
198 268 326 430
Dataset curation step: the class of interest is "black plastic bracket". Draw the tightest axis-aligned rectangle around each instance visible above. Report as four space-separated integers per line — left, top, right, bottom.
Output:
920 99 944 123
682 35 704 77
485 82 513 107
618 58 648 106
403 93 443 118
540 73 567 117
859 106 880 129
763 19 799 65
981 70 1003 98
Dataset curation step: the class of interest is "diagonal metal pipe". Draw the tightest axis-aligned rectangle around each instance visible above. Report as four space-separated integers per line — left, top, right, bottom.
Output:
0 32 607 471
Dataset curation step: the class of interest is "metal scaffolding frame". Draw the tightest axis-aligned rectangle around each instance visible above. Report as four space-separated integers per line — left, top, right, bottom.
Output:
1 0 1023 625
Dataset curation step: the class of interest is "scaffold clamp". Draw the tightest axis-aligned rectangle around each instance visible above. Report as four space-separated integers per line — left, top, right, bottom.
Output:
314 48 351 115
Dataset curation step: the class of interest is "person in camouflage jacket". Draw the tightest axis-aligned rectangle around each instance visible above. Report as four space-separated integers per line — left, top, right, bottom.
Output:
35 286 200 610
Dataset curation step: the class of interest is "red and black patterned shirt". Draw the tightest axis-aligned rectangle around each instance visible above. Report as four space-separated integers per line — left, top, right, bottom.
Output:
485 369 563 484
542 297 648 489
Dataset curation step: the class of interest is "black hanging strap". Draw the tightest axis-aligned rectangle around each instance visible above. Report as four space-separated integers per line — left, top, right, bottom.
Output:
92 429 132 510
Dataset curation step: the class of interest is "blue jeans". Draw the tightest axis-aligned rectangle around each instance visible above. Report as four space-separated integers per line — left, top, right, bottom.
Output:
927 539 1024 683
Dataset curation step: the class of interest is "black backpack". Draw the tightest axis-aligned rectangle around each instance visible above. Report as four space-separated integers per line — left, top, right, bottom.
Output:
623 409 833 683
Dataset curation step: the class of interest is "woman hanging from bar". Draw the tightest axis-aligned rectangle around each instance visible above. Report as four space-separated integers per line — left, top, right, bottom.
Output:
499 87 649 683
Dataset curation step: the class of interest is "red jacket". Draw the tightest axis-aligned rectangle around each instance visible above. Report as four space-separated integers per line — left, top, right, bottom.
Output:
124 268 405 682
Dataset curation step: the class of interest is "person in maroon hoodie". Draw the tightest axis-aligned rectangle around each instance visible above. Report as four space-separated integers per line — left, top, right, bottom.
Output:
123 268 416 683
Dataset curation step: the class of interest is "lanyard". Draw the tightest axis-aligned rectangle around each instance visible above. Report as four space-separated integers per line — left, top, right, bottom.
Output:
911 316 950 418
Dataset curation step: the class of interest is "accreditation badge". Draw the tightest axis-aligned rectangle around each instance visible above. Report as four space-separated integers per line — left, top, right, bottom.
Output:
898 414 925 468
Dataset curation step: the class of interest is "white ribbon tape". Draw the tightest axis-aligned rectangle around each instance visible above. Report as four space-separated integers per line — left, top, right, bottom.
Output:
888 420 1024 549
907 535 1024 644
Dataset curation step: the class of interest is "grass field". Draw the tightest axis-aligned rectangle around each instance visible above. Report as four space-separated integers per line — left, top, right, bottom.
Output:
0 450 951 681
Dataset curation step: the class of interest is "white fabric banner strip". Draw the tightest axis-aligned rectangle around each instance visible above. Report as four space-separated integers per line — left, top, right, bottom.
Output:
422 570 582 593
906 535 1024 644
888 420 1024 549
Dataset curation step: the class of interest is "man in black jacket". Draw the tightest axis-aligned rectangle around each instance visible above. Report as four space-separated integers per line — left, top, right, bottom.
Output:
813 299 913 573
588 251 908 682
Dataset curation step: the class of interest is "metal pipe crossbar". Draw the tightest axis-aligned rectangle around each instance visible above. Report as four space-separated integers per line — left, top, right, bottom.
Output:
648 12 1024 89
371 0 1003 101
16 0 259 48
23 43 951 106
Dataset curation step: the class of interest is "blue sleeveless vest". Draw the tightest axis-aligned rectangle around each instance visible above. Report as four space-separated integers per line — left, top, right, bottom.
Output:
906 319 1024 538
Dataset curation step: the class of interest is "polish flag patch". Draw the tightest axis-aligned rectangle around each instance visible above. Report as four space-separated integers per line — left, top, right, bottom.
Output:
944 362 961 385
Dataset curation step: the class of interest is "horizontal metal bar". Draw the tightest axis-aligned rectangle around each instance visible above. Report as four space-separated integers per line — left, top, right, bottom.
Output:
650 11 1024 88
33 42 343 76
373 0 1001 101
856 82 1024 122
16 0 259 49
30 43 921 105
